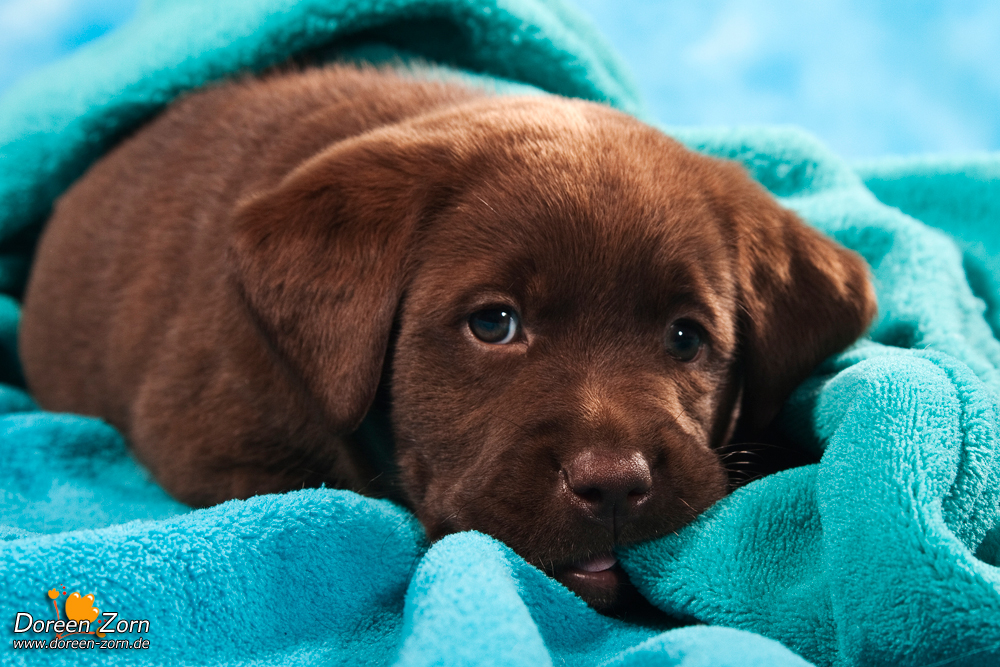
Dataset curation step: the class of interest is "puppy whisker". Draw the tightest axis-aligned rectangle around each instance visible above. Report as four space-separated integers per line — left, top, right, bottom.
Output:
475 195 499 216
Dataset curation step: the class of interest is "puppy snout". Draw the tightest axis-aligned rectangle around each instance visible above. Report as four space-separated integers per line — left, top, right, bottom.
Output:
561 450 652 526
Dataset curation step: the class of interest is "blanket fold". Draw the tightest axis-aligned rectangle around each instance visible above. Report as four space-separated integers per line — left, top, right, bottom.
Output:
1 1 998 665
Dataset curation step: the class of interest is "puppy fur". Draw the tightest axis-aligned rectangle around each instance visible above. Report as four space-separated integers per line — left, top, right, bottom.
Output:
19 64 876 611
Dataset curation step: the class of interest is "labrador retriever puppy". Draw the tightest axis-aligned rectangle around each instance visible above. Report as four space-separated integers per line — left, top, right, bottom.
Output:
19 64 876 611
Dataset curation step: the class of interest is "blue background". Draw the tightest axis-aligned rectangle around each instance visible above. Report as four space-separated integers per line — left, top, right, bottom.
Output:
1 0 998 159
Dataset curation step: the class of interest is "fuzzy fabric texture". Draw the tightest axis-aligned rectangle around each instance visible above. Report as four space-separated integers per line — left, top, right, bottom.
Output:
1 1 998 665
856 155 1000 341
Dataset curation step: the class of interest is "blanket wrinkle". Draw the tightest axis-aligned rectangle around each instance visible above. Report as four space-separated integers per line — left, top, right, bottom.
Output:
2 1 999 665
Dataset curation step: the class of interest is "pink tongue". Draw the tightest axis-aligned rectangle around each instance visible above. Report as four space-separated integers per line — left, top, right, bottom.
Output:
575 554 618 573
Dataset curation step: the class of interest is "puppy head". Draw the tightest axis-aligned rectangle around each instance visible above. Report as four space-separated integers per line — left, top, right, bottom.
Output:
231 96 876 610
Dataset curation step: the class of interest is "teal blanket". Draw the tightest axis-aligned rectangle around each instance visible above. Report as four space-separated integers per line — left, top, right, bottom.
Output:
1 1 998 665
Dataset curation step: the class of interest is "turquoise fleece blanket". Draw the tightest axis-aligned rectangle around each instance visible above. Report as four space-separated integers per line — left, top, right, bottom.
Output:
1 1 998 665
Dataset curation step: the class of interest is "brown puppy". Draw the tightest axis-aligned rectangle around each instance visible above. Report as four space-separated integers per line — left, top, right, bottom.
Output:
19 64 875 611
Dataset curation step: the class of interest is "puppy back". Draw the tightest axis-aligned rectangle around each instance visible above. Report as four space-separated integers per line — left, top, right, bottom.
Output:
19 64 484 434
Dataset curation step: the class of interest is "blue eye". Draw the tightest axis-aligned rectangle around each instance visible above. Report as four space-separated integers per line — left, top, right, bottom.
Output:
666 320 703 361
469 308 520 344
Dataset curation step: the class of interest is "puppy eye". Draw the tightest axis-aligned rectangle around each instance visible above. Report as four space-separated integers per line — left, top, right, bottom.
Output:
469 307 520 344
666 320 703 361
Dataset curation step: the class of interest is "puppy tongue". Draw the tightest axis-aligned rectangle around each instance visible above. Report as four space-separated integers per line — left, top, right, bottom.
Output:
574 554 618 573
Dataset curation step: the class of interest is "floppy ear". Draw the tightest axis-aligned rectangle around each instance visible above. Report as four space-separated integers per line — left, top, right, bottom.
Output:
719 164 877 430
228 130 450 433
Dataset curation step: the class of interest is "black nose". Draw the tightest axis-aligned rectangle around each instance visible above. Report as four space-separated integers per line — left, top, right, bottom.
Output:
562 450 652 525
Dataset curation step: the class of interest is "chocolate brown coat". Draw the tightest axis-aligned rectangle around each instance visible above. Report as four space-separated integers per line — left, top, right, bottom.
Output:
19 64 876 610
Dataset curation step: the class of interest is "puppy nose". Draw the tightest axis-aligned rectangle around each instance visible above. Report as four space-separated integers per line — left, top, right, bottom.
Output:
562 450 652 522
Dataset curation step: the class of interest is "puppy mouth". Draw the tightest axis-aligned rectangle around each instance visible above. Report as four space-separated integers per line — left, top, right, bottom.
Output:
553 553 625 607
568 552 618 576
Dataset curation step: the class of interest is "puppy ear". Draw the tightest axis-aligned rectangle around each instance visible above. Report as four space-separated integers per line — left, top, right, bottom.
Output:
719 163 877 430
228 131 446 432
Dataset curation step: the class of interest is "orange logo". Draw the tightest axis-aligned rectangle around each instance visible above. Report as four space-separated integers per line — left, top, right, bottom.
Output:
42 588 107 638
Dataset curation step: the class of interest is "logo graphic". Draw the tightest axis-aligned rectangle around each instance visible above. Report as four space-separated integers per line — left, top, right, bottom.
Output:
50 587 103 638
11 588 150 651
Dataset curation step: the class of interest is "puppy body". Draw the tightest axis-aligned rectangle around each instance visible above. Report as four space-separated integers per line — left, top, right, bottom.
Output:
20 64 875 610
21 66 481 502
